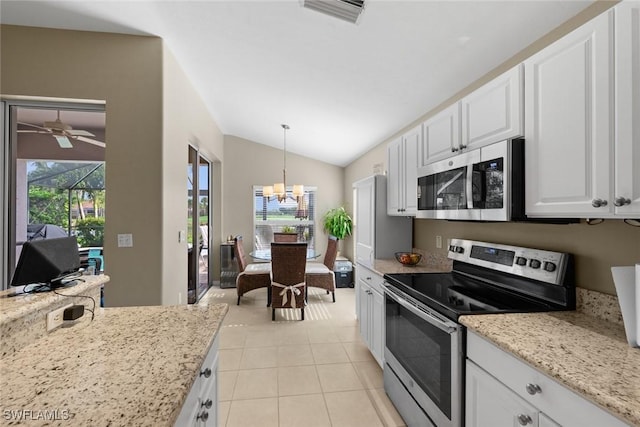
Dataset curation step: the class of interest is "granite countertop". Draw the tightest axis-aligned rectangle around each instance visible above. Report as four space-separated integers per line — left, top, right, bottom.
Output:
460 311 640 426
0 302 228 426
365 251 453 276
0 275 109 325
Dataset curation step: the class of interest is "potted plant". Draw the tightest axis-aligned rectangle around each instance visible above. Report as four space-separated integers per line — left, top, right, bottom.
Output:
322 207 353 240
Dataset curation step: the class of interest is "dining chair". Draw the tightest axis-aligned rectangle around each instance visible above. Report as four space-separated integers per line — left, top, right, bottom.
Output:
273 232 298 242
270 242 307 321
305 235 338 302
234 236 272 306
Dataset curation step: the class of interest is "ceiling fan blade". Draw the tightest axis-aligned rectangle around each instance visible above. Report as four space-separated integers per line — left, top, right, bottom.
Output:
18 121 51 132
74 135 106 148
17 129 50 134
53 135 74 149
66 129 95 137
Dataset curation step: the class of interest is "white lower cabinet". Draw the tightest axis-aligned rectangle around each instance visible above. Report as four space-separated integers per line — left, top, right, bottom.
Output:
356 264 384 367
466 331 629 427
466 361 541 427
175 334 220 427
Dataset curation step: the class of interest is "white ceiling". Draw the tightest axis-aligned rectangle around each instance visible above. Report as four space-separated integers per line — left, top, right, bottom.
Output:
0 0 594 166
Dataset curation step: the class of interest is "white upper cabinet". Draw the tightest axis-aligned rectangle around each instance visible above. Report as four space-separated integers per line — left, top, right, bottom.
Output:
421 103 460 164
387 125 421 216
525 9 615 217
614 0 640 216
461 64 524 150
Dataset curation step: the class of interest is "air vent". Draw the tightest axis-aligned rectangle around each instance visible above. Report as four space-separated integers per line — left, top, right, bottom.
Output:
303 0 365 24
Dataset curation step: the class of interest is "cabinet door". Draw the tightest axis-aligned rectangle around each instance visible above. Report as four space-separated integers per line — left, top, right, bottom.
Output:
461 64 523 150
421 103 461 164
387 137 403 215
525 10 614 217
538 414 561 427
403 125 421 216
357 279 371 348
370 287 385 367
355 178 375 266
615 0 640 217
466 361 539 427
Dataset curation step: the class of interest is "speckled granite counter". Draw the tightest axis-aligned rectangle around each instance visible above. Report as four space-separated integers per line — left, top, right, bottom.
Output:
460 308 640 426
368 250 453 276
0 275 108 358
0 302 228 426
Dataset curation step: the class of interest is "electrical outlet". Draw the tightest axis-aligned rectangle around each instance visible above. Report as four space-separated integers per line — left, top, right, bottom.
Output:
436 235 443 249
47 304 73 331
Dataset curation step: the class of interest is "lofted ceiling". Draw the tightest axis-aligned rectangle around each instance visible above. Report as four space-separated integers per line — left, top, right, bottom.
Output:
0 0 595 166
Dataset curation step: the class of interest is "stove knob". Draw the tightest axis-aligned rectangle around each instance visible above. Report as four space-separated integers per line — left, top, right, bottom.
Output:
449 245 456 252
529 259 541 269
543 261 557 272
455 246 465 254
515 256 527 266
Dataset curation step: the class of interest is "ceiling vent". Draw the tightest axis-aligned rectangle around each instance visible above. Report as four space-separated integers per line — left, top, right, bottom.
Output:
303 0 365 24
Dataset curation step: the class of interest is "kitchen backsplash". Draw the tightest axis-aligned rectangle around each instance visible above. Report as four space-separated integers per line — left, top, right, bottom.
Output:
576 287 624 325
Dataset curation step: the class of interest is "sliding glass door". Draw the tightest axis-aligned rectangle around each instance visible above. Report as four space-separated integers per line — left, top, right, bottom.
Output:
187 145 211 303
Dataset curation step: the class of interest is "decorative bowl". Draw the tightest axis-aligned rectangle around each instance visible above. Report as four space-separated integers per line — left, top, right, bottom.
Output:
395 252 422 266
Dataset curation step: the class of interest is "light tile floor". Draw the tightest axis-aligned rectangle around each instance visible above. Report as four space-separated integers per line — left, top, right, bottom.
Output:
200 286 406 427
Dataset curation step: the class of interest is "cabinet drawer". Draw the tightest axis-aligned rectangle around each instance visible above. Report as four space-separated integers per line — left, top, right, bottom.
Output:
357 264 384 294
467 331 629 427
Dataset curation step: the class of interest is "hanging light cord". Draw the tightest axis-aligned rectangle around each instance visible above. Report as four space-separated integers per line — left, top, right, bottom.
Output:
282 124 289 191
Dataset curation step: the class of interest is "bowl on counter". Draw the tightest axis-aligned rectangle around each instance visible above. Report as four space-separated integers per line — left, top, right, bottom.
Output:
395 252 422 266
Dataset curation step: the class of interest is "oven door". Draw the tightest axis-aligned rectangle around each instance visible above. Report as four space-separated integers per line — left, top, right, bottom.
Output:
383 284 463 427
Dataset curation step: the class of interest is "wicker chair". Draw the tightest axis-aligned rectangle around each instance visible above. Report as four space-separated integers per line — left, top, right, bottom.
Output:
234 236 272 306
273 232 298 242
305 235 338 302
270 242 307 321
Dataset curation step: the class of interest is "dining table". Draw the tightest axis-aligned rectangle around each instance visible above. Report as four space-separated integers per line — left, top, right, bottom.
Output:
249 248 321 261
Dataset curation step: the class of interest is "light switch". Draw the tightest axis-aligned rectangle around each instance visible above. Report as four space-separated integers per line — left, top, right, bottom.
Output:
436 235 443 249
178 230 185 243
117 233 133 248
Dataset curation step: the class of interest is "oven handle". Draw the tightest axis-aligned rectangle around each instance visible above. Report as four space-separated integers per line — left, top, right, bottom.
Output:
383 284 459 334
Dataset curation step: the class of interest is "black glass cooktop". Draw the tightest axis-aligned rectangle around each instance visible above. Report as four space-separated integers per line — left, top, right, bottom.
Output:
384 272 560 321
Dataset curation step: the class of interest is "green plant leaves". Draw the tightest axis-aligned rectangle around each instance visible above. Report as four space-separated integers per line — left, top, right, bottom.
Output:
322 207 352 240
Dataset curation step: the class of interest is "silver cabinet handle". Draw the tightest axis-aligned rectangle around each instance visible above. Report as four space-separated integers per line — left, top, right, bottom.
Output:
459 144 467 150
200 368 211 378
451 147 459 152
592 198 608 208
366 277 372 280
517 414 533 425
197 411 209 421
525 383 541 395
202 399 213 409
614 197 631 206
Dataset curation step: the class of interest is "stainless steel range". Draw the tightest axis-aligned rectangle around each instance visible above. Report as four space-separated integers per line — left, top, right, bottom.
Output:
382 239 575 427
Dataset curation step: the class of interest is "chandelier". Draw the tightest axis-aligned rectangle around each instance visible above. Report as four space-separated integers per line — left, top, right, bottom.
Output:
263 124 304 202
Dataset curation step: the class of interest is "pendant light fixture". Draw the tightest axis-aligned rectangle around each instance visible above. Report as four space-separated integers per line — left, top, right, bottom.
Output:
263 124 304 202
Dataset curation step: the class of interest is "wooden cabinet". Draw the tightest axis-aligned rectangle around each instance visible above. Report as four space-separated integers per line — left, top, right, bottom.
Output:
614 0 640 216
356 264 384 367
461 64 523 150
175 334 220 426
525 5 639 219
466 330 628 427
387 125 421 216
421 103 461 164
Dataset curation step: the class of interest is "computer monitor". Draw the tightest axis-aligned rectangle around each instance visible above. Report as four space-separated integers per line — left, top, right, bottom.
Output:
11 236 81 288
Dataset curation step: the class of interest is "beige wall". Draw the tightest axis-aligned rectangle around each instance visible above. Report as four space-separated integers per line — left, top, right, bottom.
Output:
1 25 223 306
223 135 344 258
343 1 640 296
161 45 224 305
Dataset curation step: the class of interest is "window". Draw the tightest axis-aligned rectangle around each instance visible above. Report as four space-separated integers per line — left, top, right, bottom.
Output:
253 186 316 251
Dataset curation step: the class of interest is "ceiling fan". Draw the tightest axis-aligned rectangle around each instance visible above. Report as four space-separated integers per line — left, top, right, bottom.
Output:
17 110 105 149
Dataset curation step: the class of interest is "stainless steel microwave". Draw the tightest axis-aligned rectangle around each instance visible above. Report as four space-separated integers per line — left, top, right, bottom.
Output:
417 139 525 221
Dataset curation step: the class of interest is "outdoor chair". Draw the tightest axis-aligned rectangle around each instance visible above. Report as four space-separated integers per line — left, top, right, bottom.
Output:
305 235 338 302
234 236 272 306
270 242 307 321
